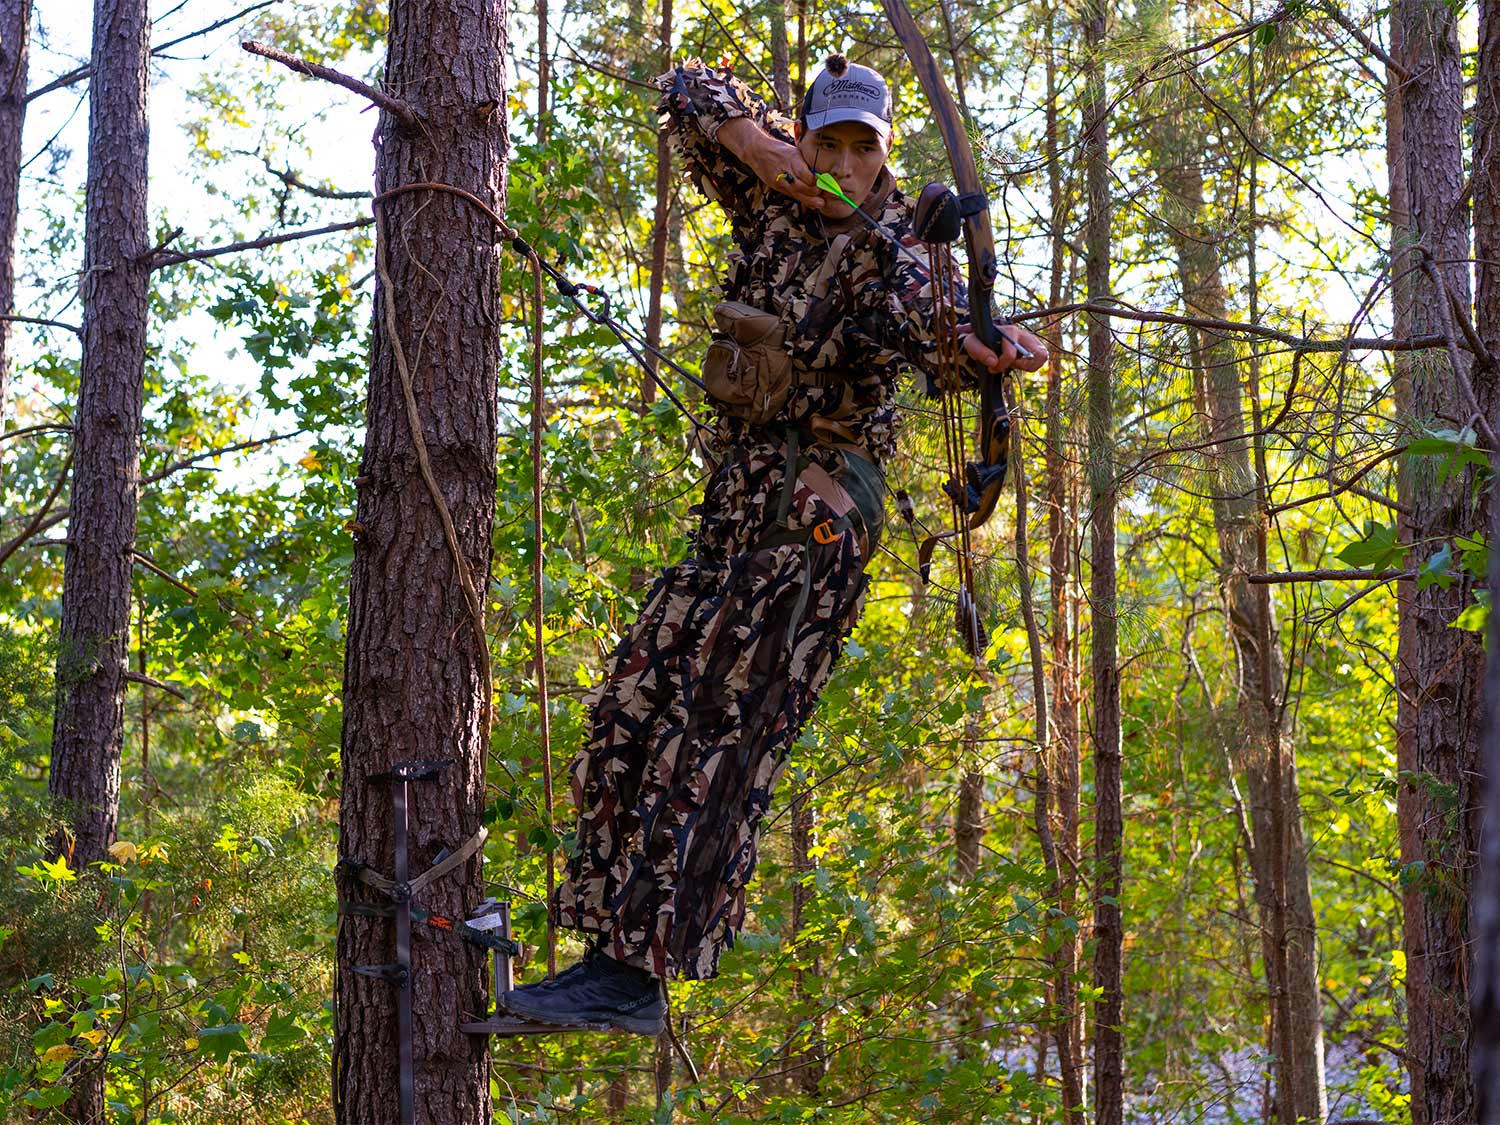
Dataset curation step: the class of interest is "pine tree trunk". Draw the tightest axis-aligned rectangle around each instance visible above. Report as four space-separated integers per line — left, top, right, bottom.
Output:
769 0 789 109
46 0 150 1117
0 0 30 432
955 754 983 881
1158 138 1327 1121
789 787 825 1092
1082 4 1122 1122
1472 3 1500 1113
49 0 149 874
1391 3 1483 1120
1044 20 1084 1117
641 0 673 406
333 1 508 1121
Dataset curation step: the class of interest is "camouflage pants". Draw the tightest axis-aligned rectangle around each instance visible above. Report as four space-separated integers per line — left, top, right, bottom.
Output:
553 437 874 979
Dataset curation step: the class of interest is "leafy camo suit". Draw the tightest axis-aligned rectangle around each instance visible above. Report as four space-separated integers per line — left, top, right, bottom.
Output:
551 60 973 980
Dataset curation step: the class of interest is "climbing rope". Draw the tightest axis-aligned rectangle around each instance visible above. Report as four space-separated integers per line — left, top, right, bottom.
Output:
373 181 710 435
369 180 716 987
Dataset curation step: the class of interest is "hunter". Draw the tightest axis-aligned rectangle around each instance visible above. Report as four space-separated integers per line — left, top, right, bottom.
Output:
501 53 1048 1034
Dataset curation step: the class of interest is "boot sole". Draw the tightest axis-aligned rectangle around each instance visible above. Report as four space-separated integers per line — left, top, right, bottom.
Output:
500 992 664 1037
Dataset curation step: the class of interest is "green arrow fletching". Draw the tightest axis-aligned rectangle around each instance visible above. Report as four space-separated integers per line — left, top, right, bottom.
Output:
815 172 856 207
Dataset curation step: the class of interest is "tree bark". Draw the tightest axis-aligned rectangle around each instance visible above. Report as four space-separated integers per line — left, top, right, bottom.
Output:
1082 4 1122 1123
46 0 150 1116
49 0 149 870
788 786 824 1092
1044 14 1085 1117
1472 3 1500 1114
1390 3 1483 1120
0 0 29 433
1156 122 1327 1122
333 1 508 1122
641 0 673 406
769 0 789 110
955 752 982 880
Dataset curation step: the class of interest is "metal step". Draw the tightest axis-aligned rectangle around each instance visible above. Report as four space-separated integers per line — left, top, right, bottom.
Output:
462 1015 610 1037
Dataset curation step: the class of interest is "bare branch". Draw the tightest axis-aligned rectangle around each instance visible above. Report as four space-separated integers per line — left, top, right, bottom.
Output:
251 154 369 200
124 670 188 701
0 313 81 335
1267 445 1406 516
0 450 73 570
139 226 185 263
1247 568 1413 584
132 550 198 598
140 429 305 486
26 0 283 103
1 422 73 444
1316 1 1408 80
241 40 420 128
151 219 371 269
153 0 279 57
1015 300 1447 354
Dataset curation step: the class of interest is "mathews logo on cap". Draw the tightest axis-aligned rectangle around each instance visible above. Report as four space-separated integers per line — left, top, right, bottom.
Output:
801 55 893 140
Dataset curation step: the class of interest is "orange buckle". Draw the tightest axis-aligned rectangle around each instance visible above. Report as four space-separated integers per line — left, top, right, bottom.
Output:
812 520 840 545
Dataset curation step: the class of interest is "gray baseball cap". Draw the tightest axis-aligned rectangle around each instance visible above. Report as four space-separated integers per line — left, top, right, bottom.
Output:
800 55 892 140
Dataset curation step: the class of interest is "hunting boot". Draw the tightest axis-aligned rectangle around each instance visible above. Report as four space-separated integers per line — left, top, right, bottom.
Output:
502 947 665 1035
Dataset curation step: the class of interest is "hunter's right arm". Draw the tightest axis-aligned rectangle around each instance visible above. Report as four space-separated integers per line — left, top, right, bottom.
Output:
655 61 819 232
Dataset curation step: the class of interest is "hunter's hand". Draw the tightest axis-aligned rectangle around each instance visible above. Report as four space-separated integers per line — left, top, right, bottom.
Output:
962 324 1049 374
718 117 824 211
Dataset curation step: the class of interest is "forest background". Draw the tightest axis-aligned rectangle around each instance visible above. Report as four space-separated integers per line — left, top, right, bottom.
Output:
3 0 1496 1122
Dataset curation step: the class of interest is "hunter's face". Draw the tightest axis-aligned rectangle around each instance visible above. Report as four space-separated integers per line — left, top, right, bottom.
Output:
798 121 890 218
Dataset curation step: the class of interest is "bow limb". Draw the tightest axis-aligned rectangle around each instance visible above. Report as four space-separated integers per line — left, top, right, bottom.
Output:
875 0 998 347
876 0 1012 533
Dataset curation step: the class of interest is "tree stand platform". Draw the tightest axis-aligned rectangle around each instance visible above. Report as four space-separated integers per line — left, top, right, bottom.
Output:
461 898 609 1037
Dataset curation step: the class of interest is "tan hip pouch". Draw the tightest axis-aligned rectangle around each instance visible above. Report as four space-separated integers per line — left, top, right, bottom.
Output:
702 300 793 424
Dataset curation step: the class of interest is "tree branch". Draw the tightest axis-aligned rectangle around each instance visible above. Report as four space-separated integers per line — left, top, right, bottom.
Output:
132 550 198 598
1266 445 1407 516
1 421 73 444
241 40 420 128
151 219 371 269
0 450 73 570
140 430 305 486
1316 1 1408 80
1016 300 1447 354
249 153 369 200
0 313 81 335
1247 568 1413 584
26 0 283 103
124 670 188 701
153 0 279 57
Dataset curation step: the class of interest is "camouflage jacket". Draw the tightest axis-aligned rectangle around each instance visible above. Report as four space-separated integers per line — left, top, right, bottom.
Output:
655 60 972 466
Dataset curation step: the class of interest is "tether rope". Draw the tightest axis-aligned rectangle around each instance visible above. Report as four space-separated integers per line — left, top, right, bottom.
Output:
527 248 559 980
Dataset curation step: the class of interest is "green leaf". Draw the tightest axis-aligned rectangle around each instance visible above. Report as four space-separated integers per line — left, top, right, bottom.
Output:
1457 534 1488 577
260 1013 306 1052
23 1087 72 1109
1418 543 1455 590
196 1023 250 1063
1335 520 1402 570
1453 602 1488 632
